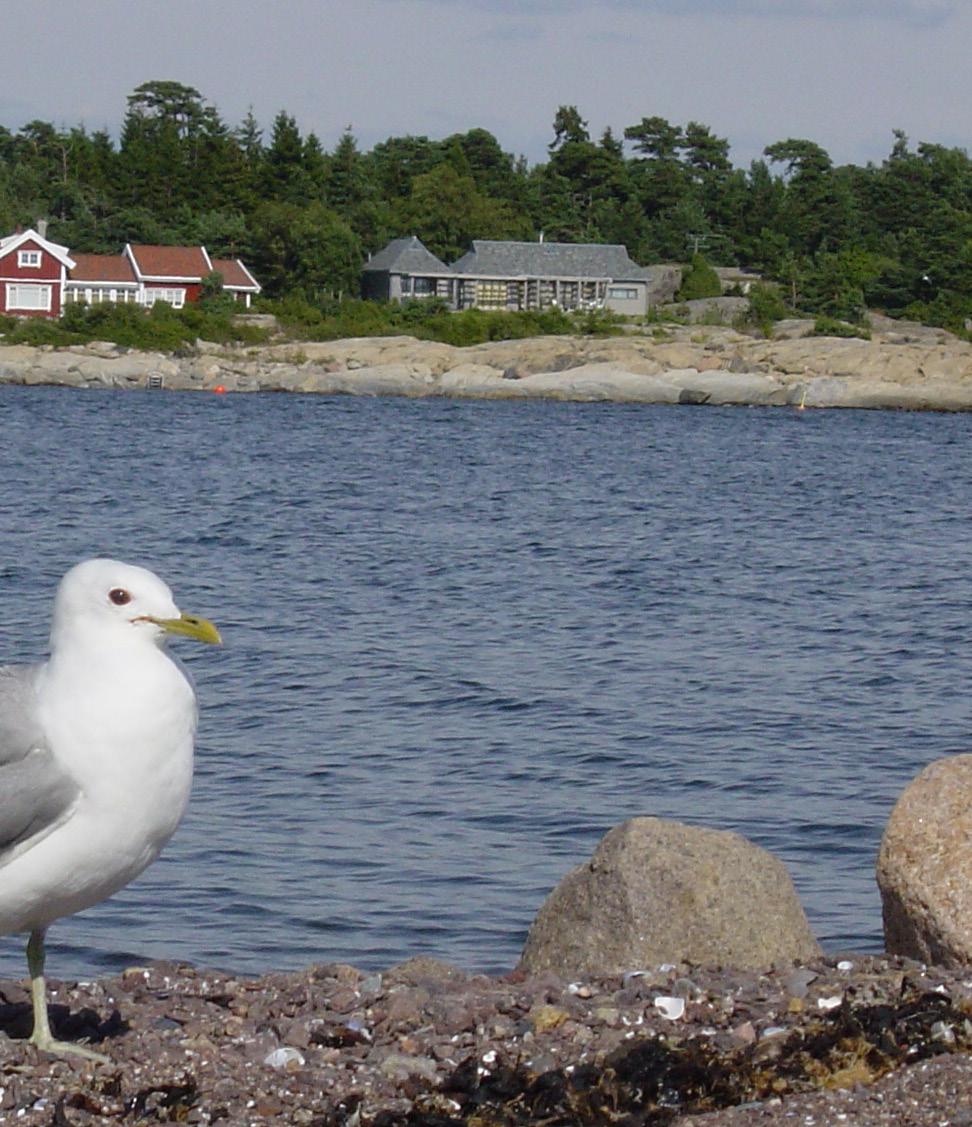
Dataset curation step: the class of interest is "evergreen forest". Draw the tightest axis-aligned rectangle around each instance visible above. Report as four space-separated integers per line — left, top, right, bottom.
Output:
5 81 972 331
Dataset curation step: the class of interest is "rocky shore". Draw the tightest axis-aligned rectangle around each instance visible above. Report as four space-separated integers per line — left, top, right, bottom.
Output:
3 953 972 1125
3 314 972 409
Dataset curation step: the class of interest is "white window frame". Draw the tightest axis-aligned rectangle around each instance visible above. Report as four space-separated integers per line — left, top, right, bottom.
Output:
607 285 639 300
6 283 52 311
17 250 41 268
143 287 186 309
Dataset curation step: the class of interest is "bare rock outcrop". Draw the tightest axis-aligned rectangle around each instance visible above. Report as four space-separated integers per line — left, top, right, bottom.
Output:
5 318 972 408
877 754 972 966
518 817 820 977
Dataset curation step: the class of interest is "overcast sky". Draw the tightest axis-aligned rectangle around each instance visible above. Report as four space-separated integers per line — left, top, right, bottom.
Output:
3 1 963 169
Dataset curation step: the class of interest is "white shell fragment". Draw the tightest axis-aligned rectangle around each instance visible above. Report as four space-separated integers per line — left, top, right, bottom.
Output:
836 959 854 972
264 1046 306 1070
817 995 843 1011
653 995 686 1020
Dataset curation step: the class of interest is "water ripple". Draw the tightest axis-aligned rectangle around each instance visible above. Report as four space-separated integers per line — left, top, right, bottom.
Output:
0 389 969 975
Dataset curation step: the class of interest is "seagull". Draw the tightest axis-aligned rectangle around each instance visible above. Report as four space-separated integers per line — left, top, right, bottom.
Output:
0 559 220 1061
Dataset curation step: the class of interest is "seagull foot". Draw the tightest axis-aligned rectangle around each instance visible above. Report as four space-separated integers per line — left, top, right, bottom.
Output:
29 1031 111 1065
25 931 111 1064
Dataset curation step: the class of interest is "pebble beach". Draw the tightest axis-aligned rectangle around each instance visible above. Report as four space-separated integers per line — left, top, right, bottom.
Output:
3 952 972 1125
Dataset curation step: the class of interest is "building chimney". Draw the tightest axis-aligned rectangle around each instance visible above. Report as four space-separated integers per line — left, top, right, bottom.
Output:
36 219 47 239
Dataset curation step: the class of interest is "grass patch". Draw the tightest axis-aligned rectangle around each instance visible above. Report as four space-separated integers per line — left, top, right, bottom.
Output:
811 315 871 339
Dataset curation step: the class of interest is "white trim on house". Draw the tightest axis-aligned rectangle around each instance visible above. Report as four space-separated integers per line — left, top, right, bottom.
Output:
64 286 139 305
136 274 204 284
218 261 261 292
0 229 75 270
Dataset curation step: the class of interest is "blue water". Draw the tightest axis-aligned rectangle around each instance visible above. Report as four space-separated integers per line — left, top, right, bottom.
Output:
0 384 969 980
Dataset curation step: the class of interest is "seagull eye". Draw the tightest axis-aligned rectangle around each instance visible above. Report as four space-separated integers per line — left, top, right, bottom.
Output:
108 588 132 606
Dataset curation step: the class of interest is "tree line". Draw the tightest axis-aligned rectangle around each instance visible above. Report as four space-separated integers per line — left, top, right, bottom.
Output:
4 80 972 328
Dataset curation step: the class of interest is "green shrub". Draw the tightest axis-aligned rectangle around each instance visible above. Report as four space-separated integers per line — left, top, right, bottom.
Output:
4 318 78 346
741 282 789 337
812 315 871 339
676 253 722 301
572 307 625 336
262 295 582 346
0 301 271 351
0 294 622 354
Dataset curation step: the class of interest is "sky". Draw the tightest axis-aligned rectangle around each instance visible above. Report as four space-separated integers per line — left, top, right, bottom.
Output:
2 0 965 170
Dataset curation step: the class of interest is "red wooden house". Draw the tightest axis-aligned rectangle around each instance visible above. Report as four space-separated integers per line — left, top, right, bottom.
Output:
0 229 75 317
0 227 261 318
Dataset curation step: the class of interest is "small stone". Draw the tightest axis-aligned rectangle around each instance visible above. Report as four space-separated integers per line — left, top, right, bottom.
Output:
529 1004 569 1033
383 986 431 1027
378 1052 439 1081
784 968 818 998
526 1051 558 1073
593 1006 620 1026
328 986 360 1014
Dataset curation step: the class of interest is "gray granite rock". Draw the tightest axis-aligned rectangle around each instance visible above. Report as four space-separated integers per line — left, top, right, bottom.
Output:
3 321 972 409
518 816 821 976
878 754 972 966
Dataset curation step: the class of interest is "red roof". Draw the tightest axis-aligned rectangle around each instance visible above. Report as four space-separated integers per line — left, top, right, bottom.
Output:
128 244 212 279
69 253 137 284
212 258 260 291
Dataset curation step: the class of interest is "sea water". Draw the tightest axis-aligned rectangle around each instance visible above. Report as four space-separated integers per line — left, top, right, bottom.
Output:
0 384 969 977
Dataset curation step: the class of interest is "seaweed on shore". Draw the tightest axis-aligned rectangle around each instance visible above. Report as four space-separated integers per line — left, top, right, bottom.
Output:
358 983 972 1127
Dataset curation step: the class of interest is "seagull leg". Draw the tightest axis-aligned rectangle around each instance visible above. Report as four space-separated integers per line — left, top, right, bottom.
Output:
26 929 111 1064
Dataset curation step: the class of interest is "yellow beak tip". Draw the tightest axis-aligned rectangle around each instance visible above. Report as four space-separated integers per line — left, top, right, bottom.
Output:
154 613 222 645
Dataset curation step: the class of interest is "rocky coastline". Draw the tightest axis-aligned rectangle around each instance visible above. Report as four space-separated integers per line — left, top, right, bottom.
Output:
6 788 972 1125
3 314 972 410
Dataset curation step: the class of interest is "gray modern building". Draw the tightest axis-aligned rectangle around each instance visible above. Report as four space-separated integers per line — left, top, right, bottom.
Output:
362 236 676 314
360 236 454 303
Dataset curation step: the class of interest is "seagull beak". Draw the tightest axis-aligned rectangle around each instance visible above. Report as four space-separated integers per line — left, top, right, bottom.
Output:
149 613 222 645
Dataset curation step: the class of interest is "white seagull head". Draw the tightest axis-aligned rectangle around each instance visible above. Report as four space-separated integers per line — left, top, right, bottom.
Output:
50 559 221 654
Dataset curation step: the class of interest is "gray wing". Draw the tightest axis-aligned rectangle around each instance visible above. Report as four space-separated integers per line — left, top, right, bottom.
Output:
0 665 80 861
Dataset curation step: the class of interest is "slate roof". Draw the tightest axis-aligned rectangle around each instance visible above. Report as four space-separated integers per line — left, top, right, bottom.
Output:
363 236 451 275
451 240 653 281
69 253 138 284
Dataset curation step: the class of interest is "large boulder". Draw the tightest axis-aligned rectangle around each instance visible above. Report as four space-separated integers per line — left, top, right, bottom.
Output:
518 817 820 976
877 755 972 966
